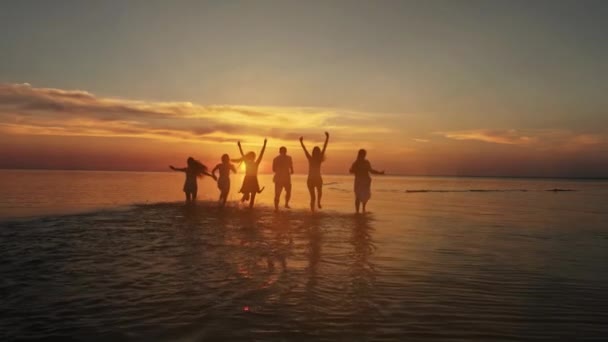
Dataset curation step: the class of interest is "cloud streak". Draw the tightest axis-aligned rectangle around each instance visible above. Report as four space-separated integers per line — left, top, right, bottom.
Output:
436 128 607 151
0 83 393 145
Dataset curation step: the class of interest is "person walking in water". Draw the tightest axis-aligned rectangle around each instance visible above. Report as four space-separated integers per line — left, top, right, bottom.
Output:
170 157 216 205
272 146 294 211
233 139 267 208
349 149 384 214
212 154 237 208
300 132 329 212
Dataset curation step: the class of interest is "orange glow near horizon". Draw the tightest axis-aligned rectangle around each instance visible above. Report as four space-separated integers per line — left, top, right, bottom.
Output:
0 83 607 177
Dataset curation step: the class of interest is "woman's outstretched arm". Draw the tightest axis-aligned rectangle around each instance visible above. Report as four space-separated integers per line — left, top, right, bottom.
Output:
370 163 385 175
170 165 187 172
321 131 329 156
237 141 245 157
204 170 217 180
299 136 312 159
211 164 219 178
256 138 267 165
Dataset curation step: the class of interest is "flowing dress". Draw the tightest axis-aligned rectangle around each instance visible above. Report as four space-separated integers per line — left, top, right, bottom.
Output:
350 159 372 202
240 160 261 193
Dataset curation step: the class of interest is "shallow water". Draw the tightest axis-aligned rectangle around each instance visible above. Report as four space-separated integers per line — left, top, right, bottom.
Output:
1 170 608 340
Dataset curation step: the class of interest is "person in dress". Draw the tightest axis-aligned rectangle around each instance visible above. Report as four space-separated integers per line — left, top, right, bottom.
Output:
212 154 237 208
272 146 294 211
299 132 329 212
349 149 384 213
170 157 216 205
233 139 267 209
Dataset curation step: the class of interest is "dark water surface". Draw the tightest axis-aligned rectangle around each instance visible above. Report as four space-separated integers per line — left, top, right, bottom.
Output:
1 171 608 340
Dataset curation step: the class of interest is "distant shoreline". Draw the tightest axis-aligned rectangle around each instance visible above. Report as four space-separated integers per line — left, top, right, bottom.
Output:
1 168 606 180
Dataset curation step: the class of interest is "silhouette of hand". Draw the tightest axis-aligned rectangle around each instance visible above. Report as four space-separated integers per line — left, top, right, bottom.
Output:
237 141 241 146
264 138 267 144
299 136 304 142
212 175 218 181
169 165 175 170
380 170 386 175
325 131 329 138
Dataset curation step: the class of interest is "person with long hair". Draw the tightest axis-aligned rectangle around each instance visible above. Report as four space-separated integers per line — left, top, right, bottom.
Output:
233 139 267 208
212 153 237 208
349 149 384 214
299 132 329 212
170 157 216 205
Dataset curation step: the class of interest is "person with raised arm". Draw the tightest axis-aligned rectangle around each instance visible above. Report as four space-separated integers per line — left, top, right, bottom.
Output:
300 132 329 212
212 154 237 208
170 157 216 205
272 146 294 211
233 139 267 208
349 149 384 214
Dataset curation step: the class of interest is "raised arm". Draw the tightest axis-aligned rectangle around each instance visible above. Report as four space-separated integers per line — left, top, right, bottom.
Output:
256 138 267 165
321 131 329 156
170 165 187 172
299 136 311 159
237 141 245 158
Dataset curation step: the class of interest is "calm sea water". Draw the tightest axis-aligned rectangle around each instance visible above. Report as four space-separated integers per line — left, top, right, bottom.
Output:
1 170 607 340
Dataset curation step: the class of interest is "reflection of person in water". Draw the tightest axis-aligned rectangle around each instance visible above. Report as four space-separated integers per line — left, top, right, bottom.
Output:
212 154 237 208
233 139 267 209
349 149 384 214
170 157 216 205
300 132 329 212
272 146 294 211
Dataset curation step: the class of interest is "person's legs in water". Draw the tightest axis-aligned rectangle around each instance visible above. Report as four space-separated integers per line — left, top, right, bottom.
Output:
274 184 283 211
192 189 198 203
362 200 368 213
355 198 361 214
185 192 192 204
219 189 228 207
284 183 292 208
308 184 316 212
249 192 256 209
316 185 323 209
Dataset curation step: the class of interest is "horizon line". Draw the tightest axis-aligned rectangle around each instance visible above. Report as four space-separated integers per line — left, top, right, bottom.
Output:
1 167 606 180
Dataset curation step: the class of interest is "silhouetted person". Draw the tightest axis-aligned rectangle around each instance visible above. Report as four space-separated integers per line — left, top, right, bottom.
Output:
233 139 267 208
300 132 329 212
272 146 294 211
170 157 216 205
349 149 384 213
212 153 237 208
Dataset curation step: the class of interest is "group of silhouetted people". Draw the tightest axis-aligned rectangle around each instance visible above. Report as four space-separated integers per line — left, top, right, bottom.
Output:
170 132 385 213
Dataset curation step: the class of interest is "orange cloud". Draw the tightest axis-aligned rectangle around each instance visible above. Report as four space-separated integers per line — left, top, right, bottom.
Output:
0 83 394 149
436 129 606 151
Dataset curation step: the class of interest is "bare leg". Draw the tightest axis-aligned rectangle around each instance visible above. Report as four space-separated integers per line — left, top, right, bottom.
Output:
249 192 256 209
274 184 282 211
355 198 361 213
192 189 198 203
285 183 292 208
317 185 323 209
185 192 192 204
362 200 368 213
308 185 316 212
220 190 228 207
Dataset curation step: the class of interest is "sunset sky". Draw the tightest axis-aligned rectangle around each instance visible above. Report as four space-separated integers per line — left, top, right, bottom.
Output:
1 1 607 177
